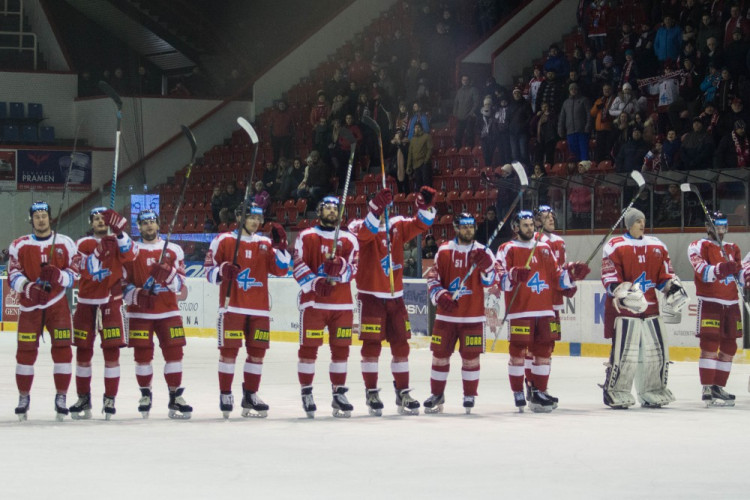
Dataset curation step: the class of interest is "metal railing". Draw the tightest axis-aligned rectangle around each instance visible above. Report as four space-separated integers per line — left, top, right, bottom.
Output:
0 30 37 69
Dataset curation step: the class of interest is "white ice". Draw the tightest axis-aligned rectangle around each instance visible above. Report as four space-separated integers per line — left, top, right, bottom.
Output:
1 334 749 500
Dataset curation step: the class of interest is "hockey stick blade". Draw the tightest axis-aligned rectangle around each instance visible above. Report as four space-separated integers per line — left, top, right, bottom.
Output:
510 162 529 187
237 117 259 145
361 114 381 134
98 80 123 109
181 125 198 161
630 170 646 189
680 182 700 195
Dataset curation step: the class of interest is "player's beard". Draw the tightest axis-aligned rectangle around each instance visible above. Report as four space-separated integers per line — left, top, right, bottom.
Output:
141 228 158 242
518 228 534 241
320 213 337 228
457 231 474 245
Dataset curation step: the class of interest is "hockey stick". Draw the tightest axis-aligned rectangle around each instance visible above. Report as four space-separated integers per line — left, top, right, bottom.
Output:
452 162 529 300
223 117 260 305
362 114 395 295
98 81 123 209
491 230 543 351
584 170 646 265
680 183 750 315
150 125 197 294
331 128 357 257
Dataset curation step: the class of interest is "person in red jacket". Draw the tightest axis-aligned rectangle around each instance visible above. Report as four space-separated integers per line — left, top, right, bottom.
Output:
205 202 291 418
69 206 137 420
348 185 436 415
424 213 495 414
688 211 745 406
9 201 78 421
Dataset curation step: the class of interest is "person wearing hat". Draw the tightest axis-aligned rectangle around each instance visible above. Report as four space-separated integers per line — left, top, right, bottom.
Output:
608 82 639 120
600 207 686 408
688 210 746 406
620 49 639 89
537 68 566 114
9 201 78 421
205 201 290 418
558 82 593 161
719 97 750 137
508 85 533 164
680 115 715 170
542 43 569 79
714 118 750 169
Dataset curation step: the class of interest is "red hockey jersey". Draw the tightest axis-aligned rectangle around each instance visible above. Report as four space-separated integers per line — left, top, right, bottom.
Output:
540 231 569 311
75 233 138 305
426 239 495 323
348 208 435 298
688 237 741 305
601 233 674 318
293 225 358 310
123 239 185 319
205 232 291 317
495 237 572 320
9 232 77 312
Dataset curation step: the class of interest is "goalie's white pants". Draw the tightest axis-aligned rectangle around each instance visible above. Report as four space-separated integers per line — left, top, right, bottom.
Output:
603 316 676 408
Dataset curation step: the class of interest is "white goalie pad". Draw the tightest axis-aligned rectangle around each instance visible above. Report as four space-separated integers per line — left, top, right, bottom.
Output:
603 317 640 408
635 316 675 407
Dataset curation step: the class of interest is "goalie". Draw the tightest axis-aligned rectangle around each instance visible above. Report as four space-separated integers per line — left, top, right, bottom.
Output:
600 208 687 409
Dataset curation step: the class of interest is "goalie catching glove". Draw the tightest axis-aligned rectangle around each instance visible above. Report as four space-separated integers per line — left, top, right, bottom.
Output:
662 277 688 312
612 282 648 314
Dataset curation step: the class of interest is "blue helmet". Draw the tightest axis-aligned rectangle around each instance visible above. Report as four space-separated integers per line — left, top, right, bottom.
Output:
29 201 50 219
317 196 340 217
453 212 476 230
512 210 534 231
89 206 107 223
137 209 159 224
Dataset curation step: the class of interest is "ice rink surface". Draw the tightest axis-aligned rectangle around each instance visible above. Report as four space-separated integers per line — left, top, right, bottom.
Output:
1 334 749 499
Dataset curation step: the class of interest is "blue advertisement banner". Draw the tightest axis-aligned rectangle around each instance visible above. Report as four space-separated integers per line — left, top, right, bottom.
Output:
16 150 92 191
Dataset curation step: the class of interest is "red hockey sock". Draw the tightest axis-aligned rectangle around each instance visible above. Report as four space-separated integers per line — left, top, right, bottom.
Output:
698 357 717 385
218 360 235 393
243 361 262 393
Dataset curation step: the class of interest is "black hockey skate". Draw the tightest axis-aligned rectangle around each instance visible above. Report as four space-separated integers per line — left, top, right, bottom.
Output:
528 389 555 413
463 395 475 414
241 386 268 418
331 386 353 418
365 388 383 417
138 387 152 419
69 393 92 420
301 385 316 418
423 393 445 414
15 394 30 421
394 383 420 415
102 395 116 420
168 387 192 420
704 385 735 407
513 391 527 412
55 394 69 421
220 392 234 419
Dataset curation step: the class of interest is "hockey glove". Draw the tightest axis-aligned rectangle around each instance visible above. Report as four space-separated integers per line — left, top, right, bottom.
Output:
435 289 458 312
715 261 741 280
561 286 577 298
415 186 437 210
23 282 49 305
102 209 128 235
311 277 334 297
270 222 288 251
323 256 347 277
94 235 119 261
508 267 531 286
40 265 66 287
469 248 493 271
612 282 648 314
565 261 591 281
368 188 393 218
219 262 240 283
663 277 688 311
149 262 177 285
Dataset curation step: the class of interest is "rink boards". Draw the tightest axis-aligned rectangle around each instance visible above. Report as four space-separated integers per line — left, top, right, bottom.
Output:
0 277 747 363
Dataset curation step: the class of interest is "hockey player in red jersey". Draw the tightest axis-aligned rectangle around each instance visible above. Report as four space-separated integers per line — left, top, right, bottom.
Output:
205 202 291 418
9 201 78 421
348 185 437 415
69 207 137 419
495 211 588 412
688 211 745 406
292 196 359 418
601 208 687 409
122 209 192 419
424 213 495 414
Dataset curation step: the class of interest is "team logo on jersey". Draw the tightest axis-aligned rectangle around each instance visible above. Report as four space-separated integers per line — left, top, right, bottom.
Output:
335 327 352 339
169 326 185 339
306 329 324 339
74 329 88 341
525 272 549 294
510 326 530 335
130 330 150 340
701 319 720 329
633 271 655 292
18 332 37 342
431 335 442 345
87 257 112 282
448 277 472 298
380 255 402 276
102 328 121 340
465 335 482 347
236 268 264 291
253 329 270 342
143 277 168 294
53 328 71 341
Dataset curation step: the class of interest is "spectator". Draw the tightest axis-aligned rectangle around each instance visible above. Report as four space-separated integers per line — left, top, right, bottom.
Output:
268 100 294 164
538 69 566 114
611 111 633 160
635 22 658 77
508 86 532 165
558 83 593 161
719 97 750 137
663 128 681 169
569 160 593 229
479 104 498 167
252 181 271 212
724 30 749 83
526 65 545 112
530 101 559 165
422 235 438 259
616 126 649 173
591 83 616 161
704 37 723 70
655 183 682 226
394 101 410 134
324 68 348 102
220 182 243 221
616 23 637 65
494 93 511 165
529 163 548 206
313 116 332 164
389 128 410 194
453 75 480 148
406 122 433 190
297 151 332 208
543 44 569 79
329 93 347 123
585 0 609 52
609 82 640 120
403 239 419 278
715 67 736 113
476 205 498 250
407 101 430 138
210 185 223 226
631 187 652 225
579 47 600 93
309 91 331 127
698 101 722 143
680 117 714 170
714 119 750 169
642 135 669 200
697 12 721 55
262 160 281 199
330 117 361 192
723 5 750 49
280 157 306 201
620 50 640 89
654 15 682 64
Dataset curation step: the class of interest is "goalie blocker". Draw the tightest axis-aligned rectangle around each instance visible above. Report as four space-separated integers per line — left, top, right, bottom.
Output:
600 208 686 409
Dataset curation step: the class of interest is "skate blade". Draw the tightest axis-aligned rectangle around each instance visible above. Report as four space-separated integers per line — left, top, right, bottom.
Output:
397 407 419 415
706 400 735 407
424 404 443 414
241 409 268 418
367 407 382 417
140 411 150 419
222 411 231 419
17 413 27 422
305 411 315 419
517 406 525 413
104 413 113 421
168 410 192 420
332 409 351 418
56 413 66 422
71 409 92 420
464 407 472 415
528 404 554 413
